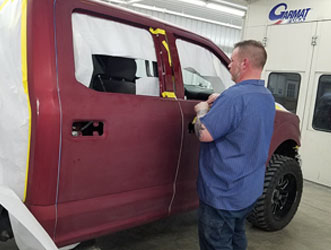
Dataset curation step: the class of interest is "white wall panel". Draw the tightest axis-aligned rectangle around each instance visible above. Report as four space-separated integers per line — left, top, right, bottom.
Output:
129 7 242 57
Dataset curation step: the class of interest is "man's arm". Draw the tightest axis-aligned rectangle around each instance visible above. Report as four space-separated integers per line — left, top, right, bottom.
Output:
194 102 214 142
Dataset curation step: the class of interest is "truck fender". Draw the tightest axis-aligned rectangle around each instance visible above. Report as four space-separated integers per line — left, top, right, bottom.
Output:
268 122 300 162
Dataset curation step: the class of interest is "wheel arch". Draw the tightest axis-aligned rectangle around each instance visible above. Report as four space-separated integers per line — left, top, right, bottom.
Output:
268 137 300 163
268 113 301 163
273 139 299 159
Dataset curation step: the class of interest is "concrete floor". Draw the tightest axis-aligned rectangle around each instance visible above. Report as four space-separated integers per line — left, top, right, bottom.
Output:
1 180 331 250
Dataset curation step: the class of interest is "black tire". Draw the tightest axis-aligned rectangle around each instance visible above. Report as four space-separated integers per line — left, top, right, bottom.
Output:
0 207 13 241
247 154 303 231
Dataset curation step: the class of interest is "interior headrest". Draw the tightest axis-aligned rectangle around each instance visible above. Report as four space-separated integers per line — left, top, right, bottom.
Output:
106 57 137 82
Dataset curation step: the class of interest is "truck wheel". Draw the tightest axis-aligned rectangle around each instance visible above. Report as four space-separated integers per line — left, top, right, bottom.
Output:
247 154 303 231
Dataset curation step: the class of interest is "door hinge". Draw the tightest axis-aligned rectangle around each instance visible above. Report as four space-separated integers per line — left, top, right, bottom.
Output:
311 36 318 46
262 37 268 47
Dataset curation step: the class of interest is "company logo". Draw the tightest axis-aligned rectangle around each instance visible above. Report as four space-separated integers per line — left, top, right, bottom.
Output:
269 3 311 24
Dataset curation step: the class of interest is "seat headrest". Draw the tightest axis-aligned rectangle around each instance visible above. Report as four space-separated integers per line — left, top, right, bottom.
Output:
106 57 137 82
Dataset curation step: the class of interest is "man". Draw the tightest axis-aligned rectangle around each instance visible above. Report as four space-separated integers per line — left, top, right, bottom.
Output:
194 40 275 250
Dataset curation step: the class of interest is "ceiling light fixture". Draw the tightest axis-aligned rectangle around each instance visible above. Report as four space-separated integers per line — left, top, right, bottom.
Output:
127 0 144 4
176 0 246 16
104 0 126 4
132 3 242 30
133 3 166 12
206 3 245 17
177 0 206 7
213 0 248 10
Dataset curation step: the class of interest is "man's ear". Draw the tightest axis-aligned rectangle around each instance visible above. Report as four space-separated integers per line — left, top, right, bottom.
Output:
242 58 249 70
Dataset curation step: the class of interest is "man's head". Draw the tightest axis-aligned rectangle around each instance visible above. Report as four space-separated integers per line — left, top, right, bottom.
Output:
228 40 267 83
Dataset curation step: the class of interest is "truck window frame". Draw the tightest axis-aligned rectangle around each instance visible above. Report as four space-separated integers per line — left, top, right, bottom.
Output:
71 11 163 98
174 38 233 101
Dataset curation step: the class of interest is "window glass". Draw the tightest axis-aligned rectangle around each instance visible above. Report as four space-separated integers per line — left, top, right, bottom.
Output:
72 13 159 96
312 75 331 131
267 73 301 113
176 39 234 100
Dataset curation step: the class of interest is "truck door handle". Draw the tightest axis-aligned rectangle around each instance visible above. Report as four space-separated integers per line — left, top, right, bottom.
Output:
72 121 104 137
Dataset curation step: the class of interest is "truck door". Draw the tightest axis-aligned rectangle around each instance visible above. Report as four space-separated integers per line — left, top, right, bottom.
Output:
167 34 234 213
53 2 182 244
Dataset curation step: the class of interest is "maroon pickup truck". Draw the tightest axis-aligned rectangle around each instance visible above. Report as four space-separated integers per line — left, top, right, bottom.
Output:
0 0 302 247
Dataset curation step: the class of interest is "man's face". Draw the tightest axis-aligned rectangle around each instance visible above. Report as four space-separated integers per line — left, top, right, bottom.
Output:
228 48 242 83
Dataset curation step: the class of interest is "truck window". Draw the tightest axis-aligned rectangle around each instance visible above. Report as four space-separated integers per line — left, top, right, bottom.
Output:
176 39 234 100
267 73 301 113
312 75 331 131
72 13 159 97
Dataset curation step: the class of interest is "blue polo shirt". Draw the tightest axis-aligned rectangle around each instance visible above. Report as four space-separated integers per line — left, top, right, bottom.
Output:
198 79 275 211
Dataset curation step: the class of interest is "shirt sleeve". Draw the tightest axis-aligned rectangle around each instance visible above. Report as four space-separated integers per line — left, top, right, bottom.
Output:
200 94 242 140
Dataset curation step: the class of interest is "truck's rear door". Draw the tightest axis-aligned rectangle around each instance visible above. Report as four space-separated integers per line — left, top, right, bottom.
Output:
53 1 182 245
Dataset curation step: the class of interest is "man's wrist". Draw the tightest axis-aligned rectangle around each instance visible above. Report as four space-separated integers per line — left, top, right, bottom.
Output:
197 109 208 118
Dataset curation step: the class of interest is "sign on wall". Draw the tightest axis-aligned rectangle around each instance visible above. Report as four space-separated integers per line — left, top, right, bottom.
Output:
269 3 311 24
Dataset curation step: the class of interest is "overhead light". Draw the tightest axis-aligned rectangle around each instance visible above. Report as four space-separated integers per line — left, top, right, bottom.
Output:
206 3 245 17
127 0 144 4
213 0 248 10
132 3 242 30
177 0 206 6
103 0 126 4
177 0 246 16
133 3 166 12
104 0 245 17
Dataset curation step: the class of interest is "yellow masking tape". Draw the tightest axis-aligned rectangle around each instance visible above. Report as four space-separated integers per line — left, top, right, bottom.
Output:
149 28 172 66
162 91 177 99
275 103 286 111
21 0 31 202
149 27 166 35
162 40 172 67
0 0 13 11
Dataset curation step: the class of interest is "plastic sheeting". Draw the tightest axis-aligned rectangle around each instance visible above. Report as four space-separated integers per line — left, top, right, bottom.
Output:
176 39 234 93
1 186 81 250
0 0 30 200
72 13 157 87
136 78 159 96
0 186 59 250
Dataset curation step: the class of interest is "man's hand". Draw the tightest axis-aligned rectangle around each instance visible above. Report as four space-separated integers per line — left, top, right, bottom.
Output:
194 102 209 117
194 102 213 142
206 93 220 106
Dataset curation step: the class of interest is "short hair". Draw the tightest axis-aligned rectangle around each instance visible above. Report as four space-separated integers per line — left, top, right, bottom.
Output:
234 40 267 69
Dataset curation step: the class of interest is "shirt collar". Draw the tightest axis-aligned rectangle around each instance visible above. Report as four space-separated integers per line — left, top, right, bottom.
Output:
236 79 265 86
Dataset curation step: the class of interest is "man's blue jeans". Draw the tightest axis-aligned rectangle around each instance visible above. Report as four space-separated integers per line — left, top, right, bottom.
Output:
198 201 255 250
